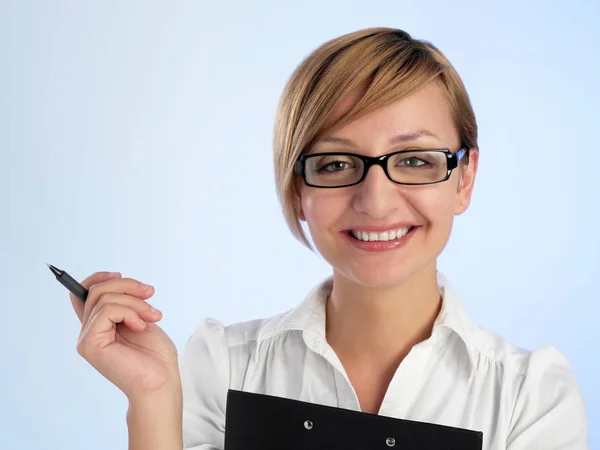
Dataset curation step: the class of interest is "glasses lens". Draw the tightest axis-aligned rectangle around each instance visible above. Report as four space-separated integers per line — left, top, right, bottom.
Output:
388 150 448 184
304 154 364 187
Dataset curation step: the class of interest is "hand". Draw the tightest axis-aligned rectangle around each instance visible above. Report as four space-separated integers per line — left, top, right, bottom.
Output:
70 271 181 402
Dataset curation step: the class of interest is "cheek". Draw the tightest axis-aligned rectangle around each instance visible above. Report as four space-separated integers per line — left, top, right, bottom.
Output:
410 185 457 228
301 191 348 236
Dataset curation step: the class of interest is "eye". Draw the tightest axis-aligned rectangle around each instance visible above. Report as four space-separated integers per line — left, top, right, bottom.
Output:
314 156 357 173
319 161 350 172
397 156 429 167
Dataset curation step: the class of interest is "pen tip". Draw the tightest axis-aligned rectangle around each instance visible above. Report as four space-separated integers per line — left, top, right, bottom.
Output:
47 263 63 277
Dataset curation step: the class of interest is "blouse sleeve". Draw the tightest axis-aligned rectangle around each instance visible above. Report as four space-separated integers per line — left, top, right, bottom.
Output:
506 346 589 449
179 318 230 450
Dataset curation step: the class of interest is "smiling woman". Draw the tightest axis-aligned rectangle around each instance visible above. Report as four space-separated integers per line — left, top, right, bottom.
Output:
66 26 589 450
274 29 477 250
178 27 589 450
291 80 474 287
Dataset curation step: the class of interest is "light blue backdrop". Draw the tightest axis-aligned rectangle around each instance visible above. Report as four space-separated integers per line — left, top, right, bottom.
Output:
2 1 598 448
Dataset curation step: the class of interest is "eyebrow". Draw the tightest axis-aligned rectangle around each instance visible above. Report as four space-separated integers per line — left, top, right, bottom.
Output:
315 128 442 146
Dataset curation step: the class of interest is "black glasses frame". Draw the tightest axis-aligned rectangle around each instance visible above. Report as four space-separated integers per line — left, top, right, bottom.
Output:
295 148 468 188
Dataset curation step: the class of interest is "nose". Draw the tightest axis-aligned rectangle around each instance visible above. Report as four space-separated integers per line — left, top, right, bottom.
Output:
353 164 406 219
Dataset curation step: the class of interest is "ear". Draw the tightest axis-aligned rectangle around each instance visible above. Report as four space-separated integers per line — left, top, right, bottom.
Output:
294 192 306 221
454 148 479 215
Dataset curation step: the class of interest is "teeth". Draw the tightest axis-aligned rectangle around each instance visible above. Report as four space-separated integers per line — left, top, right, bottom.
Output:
351 227 412 242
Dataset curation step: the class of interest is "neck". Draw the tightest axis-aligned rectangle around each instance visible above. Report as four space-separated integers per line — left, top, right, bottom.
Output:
325 263 442 366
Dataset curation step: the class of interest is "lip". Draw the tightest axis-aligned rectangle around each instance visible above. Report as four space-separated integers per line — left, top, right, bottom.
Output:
343 226 419 253
343 222 419 233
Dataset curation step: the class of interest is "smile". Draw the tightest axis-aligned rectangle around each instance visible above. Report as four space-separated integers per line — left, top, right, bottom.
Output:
348 226 415 242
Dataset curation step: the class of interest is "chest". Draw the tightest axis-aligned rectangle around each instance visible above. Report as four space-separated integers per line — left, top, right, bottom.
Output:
238 339 512 450
348 377 391 414
342 361 398 415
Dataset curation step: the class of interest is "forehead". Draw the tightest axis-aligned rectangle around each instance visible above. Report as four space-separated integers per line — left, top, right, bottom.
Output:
316 82 459 150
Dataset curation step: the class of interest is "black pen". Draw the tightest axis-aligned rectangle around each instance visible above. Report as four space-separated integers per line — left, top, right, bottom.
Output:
47 263 88 303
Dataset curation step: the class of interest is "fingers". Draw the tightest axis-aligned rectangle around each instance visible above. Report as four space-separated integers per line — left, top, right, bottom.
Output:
82 276 155 327
90 292 162 326
77 303 148 357
70 271 122 322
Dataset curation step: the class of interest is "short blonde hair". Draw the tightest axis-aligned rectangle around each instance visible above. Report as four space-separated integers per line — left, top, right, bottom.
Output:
273 27 479 249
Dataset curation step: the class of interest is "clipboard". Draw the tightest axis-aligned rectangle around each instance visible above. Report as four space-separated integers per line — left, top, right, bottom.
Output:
224 389 483 449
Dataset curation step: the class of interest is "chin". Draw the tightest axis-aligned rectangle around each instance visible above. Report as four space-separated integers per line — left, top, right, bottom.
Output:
337 261 419 290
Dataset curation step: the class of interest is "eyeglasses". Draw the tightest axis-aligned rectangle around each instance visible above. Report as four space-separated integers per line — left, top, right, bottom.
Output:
295 148 467 188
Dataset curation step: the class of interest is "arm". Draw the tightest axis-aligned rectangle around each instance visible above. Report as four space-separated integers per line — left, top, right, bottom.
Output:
507 346 589 449
180 318 231 449
127 387 184 450
124 317 229 450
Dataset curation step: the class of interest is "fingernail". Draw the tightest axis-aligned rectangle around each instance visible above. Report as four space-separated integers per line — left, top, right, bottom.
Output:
142 283 154 290
150 306 161 314
108 272 120 277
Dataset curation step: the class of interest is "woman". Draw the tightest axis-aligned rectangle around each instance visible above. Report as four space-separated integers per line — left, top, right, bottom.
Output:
71 27 588 449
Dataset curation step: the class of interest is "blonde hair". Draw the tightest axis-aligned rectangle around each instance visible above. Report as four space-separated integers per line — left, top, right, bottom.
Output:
273 27 478 249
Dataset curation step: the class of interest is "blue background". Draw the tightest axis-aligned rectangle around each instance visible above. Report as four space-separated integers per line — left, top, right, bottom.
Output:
2 1 598 448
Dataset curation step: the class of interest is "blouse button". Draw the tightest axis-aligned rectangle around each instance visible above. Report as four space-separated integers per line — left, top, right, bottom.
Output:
303 420 314 430
386 437 396 447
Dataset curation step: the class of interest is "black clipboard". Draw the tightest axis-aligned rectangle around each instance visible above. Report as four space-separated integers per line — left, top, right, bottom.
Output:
224 389 483 449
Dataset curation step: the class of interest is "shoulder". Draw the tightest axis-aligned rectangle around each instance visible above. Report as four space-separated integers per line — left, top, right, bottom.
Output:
465 323 535 374
180 308 297 378
465 325 588 448
180 311 297 448
506 345 588 448
467 322 582 383
467 323 585 407
184 307 297 350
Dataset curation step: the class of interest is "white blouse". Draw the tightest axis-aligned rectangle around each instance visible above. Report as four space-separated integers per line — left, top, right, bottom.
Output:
180 272 589 449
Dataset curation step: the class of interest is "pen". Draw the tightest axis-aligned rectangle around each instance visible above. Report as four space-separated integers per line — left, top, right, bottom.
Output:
48 263 125 325
47 263 88 303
